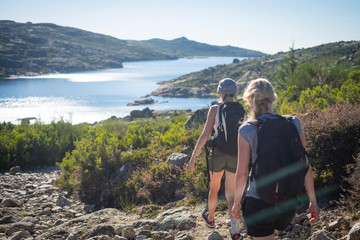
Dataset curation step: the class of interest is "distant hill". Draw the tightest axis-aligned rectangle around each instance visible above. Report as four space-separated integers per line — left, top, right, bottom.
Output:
127 37 265 57
0 20 266 78
151 40 360 98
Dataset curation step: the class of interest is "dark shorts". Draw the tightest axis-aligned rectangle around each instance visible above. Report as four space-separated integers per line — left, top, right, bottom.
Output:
242 197 295 237
208 149 237 173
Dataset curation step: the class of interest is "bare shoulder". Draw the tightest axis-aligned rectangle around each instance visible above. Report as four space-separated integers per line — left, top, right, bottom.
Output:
208 104 218 116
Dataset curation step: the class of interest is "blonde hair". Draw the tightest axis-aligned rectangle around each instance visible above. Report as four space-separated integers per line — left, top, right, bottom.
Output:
243 78 277 119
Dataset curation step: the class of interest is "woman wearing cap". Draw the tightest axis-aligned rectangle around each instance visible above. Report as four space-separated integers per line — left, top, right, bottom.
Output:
189 78 245 239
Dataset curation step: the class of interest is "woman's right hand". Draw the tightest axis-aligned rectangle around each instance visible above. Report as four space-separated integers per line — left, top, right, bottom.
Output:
309 202 320 223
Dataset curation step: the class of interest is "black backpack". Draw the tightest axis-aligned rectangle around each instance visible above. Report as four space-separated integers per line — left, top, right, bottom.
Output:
213 102 246 156
250 114 308 205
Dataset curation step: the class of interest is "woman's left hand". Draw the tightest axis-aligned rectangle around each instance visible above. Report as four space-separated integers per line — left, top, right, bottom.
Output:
231 202 241 219
188 157 196 171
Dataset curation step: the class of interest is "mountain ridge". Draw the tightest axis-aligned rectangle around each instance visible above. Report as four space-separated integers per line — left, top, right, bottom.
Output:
127 36 265 57
0 20 266 78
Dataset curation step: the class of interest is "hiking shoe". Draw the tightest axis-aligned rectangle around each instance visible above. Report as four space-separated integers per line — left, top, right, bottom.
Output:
201 209 215 228
229 227 242 240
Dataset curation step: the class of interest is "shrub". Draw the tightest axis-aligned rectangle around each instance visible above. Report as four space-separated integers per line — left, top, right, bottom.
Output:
298 103 360 199
125 162 183 205
337 77 360 104
0 120 86 171
56 127 122 205
340 154 360 213
182 151 209 199
55 114 202 208
275 69 360 114
120 121 155 150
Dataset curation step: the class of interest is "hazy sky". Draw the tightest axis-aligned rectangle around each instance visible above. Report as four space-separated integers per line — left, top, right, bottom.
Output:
1 0 359 54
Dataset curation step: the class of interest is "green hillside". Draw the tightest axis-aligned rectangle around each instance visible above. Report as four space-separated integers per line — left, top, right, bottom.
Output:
0 20 175 77
0 20 266 78
151 41 360 98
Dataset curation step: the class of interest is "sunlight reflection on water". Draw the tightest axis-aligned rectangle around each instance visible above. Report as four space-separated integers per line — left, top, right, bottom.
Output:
1 57 244 124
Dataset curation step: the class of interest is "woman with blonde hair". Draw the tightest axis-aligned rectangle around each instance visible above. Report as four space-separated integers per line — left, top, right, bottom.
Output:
231 78 320 239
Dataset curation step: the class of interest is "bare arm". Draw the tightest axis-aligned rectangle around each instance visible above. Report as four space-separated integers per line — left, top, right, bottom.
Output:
188 105 217 171
231 133 250 218
299 129 320 223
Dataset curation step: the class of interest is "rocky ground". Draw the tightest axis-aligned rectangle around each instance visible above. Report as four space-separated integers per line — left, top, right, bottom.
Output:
1 167 360 240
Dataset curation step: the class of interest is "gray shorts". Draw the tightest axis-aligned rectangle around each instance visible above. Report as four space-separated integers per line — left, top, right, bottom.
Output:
208 149 237 173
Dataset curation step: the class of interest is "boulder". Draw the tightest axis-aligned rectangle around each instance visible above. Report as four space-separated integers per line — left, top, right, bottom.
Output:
348 222 360 240
83 225 115 239
9 166 20 175
112 162 134 183
9 230 32 240
152 231 173 240
167 152 188 168
56 195 71 207
133 220 160 230
0 216 13 224
309 229 336 240
207 231 223 240
328 216 350 231
130 107 153 118
2 198 21 208
87 235 111 240
123 227 136 240
156 207 196 231
7 222 35 235
114 236 127 240
184 108 209 130
293 212 308 224
127 98 157 106
175 232 193 240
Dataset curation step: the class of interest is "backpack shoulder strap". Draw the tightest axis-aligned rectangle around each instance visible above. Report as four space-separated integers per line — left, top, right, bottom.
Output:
248 118 263 128
218 103 224 125
247 118 263 181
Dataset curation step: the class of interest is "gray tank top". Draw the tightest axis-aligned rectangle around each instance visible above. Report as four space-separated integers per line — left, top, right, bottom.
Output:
238 113 303 199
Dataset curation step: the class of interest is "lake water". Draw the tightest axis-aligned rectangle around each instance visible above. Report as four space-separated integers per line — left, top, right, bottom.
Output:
0 57 244 124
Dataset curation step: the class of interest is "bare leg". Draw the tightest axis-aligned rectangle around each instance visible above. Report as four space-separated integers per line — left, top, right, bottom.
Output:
208 171 224 220
253 234 275 240
224 170 236 216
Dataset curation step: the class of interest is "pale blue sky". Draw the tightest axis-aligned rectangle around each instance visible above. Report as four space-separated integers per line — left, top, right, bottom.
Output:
1 0 359 54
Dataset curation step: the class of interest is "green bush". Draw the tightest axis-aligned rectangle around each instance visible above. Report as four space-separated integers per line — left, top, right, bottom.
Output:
120 121 155 150
182 151 209 199
272 49 349 92
55 114 203 208
0 120 86 170
275 69 360 114
57 127 122 205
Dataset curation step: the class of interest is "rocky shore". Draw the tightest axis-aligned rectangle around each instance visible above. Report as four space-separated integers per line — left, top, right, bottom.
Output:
1 167 360 240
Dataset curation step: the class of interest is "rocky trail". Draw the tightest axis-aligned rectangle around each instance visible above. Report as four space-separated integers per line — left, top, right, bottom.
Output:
1 167 359 240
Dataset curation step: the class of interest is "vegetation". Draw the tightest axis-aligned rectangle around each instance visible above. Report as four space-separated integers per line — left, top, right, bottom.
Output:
299 104 360 200
340 154 360 213
274 69 360 114
0 120 87 170
129 37 266 57
54 114 205 208
152 40 360 97
0 20 265 78
1 43 360 214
